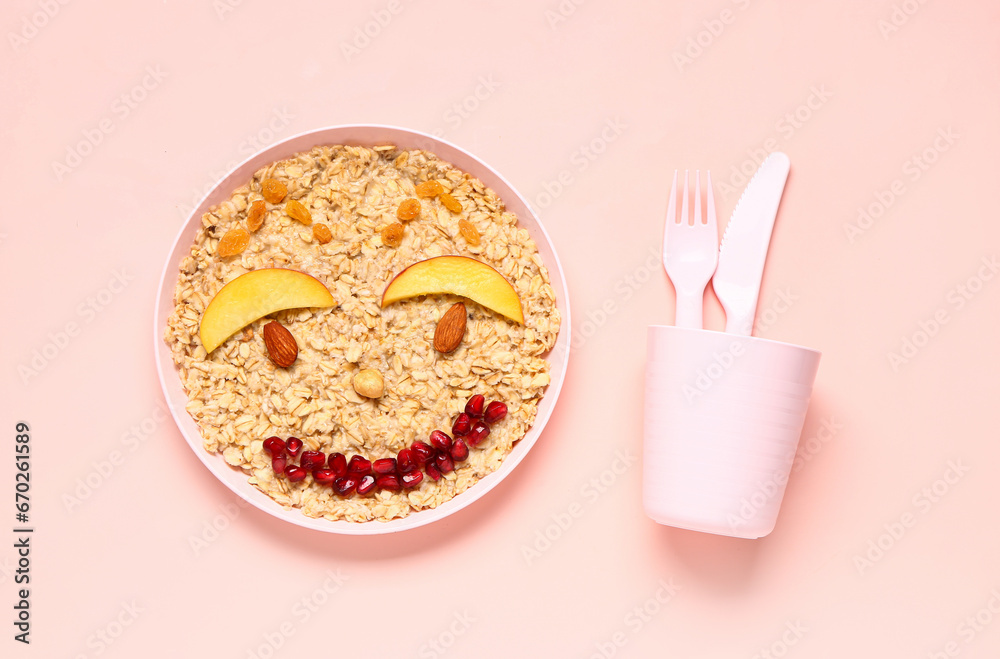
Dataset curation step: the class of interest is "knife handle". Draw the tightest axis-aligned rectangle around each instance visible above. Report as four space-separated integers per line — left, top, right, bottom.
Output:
722 293 758 336
724 317 753 336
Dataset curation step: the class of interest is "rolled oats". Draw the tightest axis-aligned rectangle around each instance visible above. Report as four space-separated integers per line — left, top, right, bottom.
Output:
164 145 561 522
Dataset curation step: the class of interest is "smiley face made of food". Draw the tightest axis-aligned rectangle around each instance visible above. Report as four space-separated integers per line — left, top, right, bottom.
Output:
164 145 560 522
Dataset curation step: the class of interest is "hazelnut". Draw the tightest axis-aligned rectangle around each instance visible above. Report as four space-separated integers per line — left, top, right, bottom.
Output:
353 369 384 399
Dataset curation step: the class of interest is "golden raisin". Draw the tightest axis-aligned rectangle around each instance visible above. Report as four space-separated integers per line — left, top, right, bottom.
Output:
380 223 404 247
261 178 287 204
415 180 444 198
312 223 333 244
246 200 266 232
439 192 462 213
459 219 480 246
396 198 421 221
217 227 250 257
285 199 312 225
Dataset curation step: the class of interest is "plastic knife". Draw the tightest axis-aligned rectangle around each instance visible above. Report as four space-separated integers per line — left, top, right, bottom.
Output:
712 152 791 335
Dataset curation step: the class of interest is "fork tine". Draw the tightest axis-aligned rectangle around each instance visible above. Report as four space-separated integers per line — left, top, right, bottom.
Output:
667 170 677 224
680 170 690 227
694 170 702 226
706 170 717 232
663 170 678 261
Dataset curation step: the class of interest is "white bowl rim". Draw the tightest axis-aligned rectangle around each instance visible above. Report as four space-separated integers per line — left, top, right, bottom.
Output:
153 123 572 535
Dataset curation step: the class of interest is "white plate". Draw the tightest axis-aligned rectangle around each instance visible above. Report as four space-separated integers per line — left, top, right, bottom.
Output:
153 125 571 535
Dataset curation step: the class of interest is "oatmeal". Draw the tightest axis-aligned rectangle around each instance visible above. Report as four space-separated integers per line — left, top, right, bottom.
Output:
164 145 561 522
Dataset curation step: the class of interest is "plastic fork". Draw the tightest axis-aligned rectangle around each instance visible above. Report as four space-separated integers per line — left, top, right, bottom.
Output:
663 170 719 329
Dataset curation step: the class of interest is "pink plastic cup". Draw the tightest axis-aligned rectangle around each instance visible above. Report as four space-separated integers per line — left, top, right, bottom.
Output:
642 326 821 538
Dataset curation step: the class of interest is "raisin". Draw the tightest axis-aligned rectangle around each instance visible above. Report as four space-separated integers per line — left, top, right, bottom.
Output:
285 199 312 225
380 223 404 247
313 223 333 244
261 178 287 204
217 227 250 257
396 198 421 221
415 180 444 198
458 219 480 246
439 192 462 213
246 200 266 232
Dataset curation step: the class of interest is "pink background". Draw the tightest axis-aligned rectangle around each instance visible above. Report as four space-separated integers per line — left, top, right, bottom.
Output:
3 1 999 657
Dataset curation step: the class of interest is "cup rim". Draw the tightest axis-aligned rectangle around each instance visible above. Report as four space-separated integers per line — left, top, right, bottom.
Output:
647 325 822 356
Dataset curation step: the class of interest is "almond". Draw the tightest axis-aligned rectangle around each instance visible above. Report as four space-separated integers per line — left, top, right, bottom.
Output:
263 321 298 367
434 302 467 354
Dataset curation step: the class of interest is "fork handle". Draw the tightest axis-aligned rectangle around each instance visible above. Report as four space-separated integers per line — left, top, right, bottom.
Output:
675 290 704 329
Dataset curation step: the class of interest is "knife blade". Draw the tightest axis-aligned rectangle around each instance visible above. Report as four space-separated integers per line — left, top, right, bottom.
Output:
712 151 790 335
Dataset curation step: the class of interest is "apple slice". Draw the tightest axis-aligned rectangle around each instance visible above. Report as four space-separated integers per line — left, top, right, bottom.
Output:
199 268 335 353
381 256 523 324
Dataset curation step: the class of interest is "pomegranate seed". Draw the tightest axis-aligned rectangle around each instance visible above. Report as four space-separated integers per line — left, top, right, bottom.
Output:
373 458 397 475
263 436 286 455
464 394 485 418
356 474 377 495
328 453 347 478
411 441 434 465
450 438 469 462
402 470 423 488
285 437 303 456
313 469 336 485
272 455 287 475
484 401 507 424
376 474 401 491
467 421 490 446
435 452 454 474
397 448 417 473
452 413 472 437
429 430 453 452
347 455 371 475
333 475 359 496
299 451 325 471
285 466 307 482
425 462 443 481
